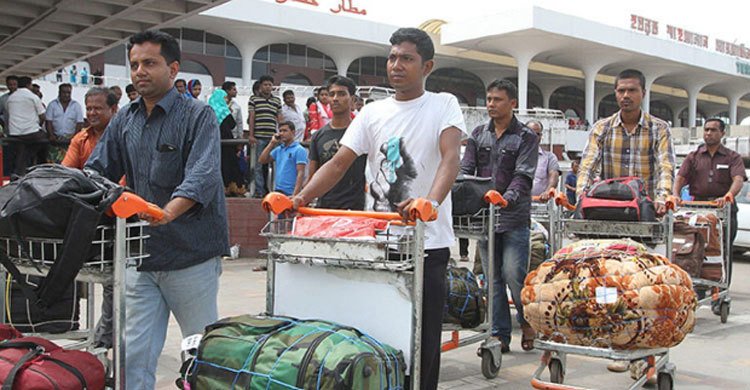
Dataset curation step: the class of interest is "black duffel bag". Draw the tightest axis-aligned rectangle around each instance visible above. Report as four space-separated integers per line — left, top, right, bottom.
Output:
451 175 494 216
5 274 80 334
0 164 123 311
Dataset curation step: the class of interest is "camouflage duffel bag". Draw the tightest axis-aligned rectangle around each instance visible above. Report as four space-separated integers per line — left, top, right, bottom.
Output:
182 314 406 390
443 266 485 328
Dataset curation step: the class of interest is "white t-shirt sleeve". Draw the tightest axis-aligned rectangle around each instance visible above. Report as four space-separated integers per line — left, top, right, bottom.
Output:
339 107 370 156
440 94 468 136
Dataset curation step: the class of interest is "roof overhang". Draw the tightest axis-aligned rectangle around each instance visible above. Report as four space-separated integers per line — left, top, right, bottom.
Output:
441 6 750 102
0 0 230 80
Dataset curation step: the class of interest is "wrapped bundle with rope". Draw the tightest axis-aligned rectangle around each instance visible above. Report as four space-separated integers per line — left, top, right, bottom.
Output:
521 239 696 350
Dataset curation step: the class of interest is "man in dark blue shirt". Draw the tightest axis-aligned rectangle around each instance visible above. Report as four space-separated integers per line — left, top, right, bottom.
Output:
565 159 579 205
85 30 228 389
483 79 538 353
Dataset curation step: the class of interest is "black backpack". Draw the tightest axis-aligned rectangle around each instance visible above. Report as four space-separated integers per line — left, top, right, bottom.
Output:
0 164 123 310
451 175 494 216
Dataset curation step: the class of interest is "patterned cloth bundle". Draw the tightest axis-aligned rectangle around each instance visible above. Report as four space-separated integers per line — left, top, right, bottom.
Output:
521 239 696 350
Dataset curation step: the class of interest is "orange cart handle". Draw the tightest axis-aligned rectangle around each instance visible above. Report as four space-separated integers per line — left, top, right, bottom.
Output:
262 192 437 222
531 188 557 203
484 190 508 208
110 192 165 221
554 192 576 211
673 193 733 209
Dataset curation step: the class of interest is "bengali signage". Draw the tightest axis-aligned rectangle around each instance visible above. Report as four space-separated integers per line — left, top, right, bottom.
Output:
630 14 750 64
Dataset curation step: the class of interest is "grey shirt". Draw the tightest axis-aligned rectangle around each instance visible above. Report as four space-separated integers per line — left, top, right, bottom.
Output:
86 87 229 271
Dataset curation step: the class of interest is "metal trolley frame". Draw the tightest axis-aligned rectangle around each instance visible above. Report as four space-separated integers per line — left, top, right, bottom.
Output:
531 190 561 255
676 201 732 323
530 200 678 390
445 201 502 379
261 194 436 390
0 218 150 389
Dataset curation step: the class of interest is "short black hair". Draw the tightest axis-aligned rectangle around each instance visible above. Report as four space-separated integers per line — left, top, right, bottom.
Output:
615 69 646 90
258 75 274 84
486 79 518 101
282 90 294 98
326 75 357 96
252 80 260 95
221 81 236 91
85 87 119 107
175 79 186 86
389 28 435 61
306 97 316 107
17 76 32 88
279 120 295 131
5 75 18 84
705 118 726 131
125 84 136 93
58 83 72 91
127 29 181 64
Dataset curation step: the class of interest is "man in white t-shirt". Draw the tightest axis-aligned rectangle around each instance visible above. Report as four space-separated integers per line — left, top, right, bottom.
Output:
293 28 466 389
6 76 48 174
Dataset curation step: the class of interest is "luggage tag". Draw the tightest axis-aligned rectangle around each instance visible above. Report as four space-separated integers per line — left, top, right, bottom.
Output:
595 286 618 304
181 334 203 352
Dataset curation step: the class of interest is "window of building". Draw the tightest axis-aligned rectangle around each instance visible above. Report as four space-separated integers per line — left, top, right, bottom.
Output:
252 43 338 75
347 56 388 78
426 68 485 106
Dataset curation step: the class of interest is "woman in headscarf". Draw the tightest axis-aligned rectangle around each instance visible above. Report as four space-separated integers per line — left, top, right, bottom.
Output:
187 79 202 99
208 89 244 196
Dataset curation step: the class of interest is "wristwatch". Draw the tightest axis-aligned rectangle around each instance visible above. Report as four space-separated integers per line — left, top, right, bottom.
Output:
430 200 440 210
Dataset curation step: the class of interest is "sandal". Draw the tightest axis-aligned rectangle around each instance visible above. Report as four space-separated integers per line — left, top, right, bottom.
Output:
521 324 535 351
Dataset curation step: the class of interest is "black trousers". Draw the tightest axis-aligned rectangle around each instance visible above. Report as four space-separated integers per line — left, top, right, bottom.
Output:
419 248 449 390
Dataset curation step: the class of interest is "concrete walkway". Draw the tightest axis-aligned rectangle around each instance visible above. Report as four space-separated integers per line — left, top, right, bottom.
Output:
154 256 750 389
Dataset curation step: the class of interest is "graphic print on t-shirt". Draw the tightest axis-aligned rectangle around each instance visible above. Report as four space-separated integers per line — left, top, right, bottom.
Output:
320 138 340 162
370 136 417 211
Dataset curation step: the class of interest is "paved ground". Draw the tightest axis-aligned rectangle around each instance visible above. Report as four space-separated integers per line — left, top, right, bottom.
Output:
151 254 750 389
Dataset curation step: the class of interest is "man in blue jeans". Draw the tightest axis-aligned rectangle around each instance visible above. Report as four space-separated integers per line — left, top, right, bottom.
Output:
86 30 229 389
482 79 539 353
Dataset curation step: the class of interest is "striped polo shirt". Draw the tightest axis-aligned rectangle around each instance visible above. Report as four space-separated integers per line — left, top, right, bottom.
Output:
248 94 282 138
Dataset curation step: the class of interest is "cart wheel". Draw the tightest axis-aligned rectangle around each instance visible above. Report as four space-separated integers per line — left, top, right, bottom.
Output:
549 358 564 384
481 349 501 379
657 372 673 390
720 301 730 324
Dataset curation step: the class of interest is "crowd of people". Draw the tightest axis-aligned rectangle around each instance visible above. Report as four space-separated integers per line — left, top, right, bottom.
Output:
0 23 746 390
0 76 141 177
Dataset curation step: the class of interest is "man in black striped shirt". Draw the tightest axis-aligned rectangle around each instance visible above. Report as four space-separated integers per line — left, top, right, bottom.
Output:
247 75 282 198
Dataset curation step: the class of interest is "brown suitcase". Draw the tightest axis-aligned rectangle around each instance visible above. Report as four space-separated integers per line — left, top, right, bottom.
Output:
672 222 705 278
700 263 723 282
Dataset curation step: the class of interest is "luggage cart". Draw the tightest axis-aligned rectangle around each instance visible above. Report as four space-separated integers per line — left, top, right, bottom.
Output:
0 193 162 389
676 200 732 323
528 196 677 389
261 192 436 390
443 190 504 379
531 189 561 259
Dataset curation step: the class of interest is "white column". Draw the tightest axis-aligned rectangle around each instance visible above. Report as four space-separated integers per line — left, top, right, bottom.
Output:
729 95 741 125
514 53 534 111
583 66 600 125
643 79 655 115
687 87 701 128
239 44 262 87
671 104 686 127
